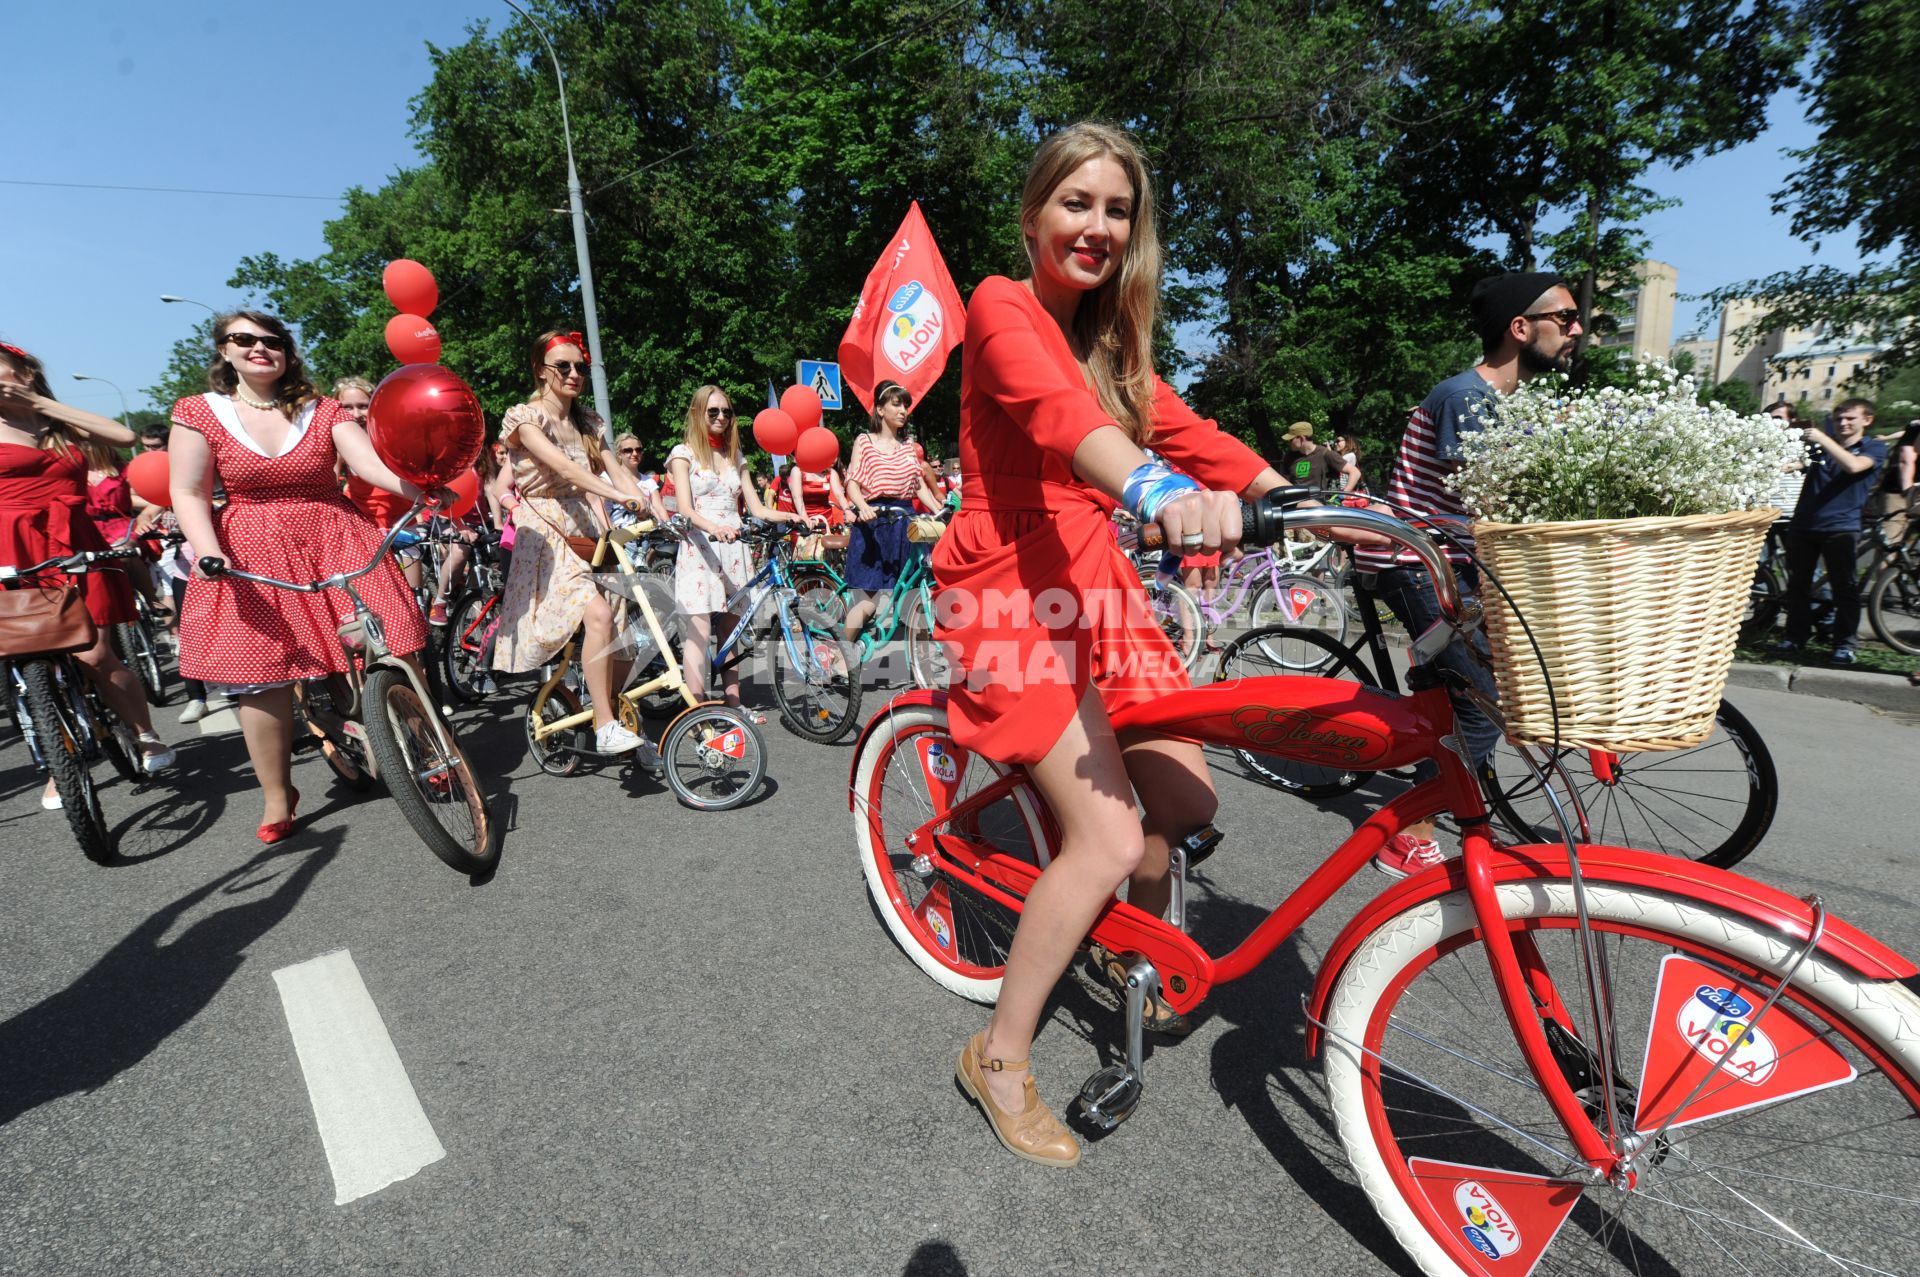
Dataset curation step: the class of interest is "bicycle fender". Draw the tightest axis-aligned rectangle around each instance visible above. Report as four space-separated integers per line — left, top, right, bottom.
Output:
1301 842 1920 1059
847 689 947 810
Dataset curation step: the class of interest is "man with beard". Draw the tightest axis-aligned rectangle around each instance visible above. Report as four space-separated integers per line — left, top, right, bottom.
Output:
1356 271 1582 875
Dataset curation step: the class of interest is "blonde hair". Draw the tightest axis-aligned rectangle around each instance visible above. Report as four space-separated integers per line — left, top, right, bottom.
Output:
79 437 125 474
1018 121 1161 445
682 384 742 474
332 375 375 401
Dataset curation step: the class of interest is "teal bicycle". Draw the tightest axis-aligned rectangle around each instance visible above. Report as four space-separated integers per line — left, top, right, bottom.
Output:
787 508 947 690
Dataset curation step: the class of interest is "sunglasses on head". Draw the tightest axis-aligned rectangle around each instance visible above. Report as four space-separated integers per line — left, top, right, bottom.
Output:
705 407 736 422
223 332 287 352
545 360 588 376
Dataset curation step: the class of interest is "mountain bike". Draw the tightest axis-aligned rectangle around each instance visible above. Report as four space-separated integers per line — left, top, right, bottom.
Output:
849 493 1919 1275
200 503 499 875
1866 528 1920 655
1215 565 1777 870
1 547 149 863
523 520 767 809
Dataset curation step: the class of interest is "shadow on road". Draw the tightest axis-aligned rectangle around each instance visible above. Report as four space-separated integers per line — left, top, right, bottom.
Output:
902 1240 968 1275
0 832 341 1128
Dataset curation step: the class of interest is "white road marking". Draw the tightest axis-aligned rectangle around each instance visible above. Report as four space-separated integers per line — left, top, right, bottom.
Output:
272 949 446 1204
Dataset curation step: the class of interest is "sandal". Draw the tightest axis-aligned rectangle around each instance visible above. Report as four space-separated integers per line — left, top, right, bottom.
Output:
1089 944 1195 1037
954 1032 1080 1166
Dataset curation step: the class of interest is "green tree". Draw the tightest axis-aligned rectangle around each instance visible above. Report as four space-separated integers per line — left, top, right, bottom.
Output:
1705 377 1761 416
1706 0 1920 376
142 319 216 412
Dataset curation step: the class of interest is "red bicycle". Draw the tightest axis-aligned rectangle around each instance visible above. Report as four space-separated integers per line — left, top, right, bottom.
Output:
850 495 1920 1276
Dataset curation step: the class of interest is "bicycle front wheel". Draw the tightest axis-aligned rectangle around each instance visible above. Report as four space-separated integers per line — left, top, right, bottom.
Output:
850 699 1055 1003
1144 578 1205 671
1213 627 1380 797
442 587 499 703
902 587 949 691
362 666 499 874
770 606 862 744
1867 559 1920 654
660 704 766 810
1480 698 1776 870
1324 878 1920 1277
1246 573 1349 652
19 659 115 863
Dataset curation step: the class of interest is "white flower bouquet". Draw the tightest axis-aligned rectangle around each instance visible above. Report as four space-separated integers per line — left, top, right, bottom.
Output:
1443 363 1796 753
1447 363 1805 524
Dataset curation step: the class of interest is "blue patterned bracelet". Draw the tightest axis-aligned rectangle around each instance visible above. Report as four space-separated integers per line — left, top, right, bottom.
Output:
1122 460 1201 523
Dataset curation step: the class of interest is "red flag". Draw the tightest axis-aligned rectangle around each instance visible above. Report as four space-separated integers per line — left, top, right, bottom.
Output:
838 201 967 412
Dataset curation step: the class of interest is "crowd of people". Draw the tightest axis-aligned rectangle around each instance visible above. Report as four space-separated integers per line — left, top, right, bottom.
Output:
5 117 1919 1176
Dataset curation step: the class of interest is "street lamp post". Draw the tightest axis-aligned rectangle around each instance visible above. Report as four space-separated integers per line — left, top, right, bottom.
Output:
159 294 219 316
72 374 130 429
502 0 614 440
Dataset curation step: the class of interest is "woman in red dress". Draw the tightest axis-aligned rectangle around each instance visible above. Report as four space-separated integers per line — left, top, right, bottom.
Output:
167 312 436 843
933 123 1284 1165
784 458 848 529
0 343 177 799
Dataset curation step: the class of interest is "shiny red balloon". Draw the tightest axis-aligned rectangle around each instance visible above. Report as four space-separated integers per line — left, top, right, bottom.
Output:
793 426 839 473
780 384 824 434
443 469 481 519
751 407 798 456
367 364 486 491
125 450 171 508
382 259 439 317
385 313 442 364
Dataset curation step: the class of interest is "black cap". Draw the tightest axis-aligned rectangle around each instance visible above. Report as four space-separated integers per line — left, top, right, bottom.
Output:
1471 271 1569 346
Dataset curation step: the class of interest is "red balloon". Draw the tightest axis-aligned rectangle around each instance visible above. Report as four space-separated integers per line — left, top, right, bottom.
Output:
367 364 487 491
793 426 839 473
780 384 824 433
444 469 480 519
751 407 799 456
125 450 171 508
382 259 439 317
385 313 442 364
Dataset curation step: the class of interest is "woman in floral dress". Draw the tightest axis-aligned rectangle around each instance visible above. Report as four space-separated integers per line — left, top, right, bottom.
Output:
491 331 655 760
667 384 805 717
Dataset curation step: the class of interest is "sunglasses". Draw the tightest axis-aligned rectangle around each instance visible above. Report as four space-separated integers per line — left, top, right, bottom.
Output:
618 446 642 456
1524 309 1582 330
705 407 736 422
545 360 588 376
223 332 288 352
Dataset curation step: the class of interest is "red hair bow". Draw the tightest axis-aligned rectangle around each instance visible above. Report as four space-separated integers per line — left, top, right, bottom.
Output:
543 332 589 365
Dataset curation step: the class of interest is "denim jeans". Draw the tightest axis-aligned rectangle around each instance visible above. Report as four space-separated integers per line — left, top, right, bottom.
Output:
1369 564 1502 769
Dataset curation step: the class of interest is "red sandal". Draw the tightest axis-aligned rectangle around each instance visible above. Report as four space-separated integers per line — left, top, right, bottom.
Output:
257 788 301 845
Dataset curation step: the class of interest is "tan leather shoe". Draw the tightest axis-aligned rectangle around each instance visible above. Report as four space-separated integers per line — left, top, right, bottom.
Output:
955 1032 1081 1167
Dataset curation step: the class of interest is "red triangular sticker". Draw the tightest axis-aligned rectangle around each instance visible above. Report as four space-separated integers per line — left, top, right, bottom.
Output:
915 735 968 809
915 881 957 955
1288 585 1317 616
701 728 748 760
1408 1160 1581 1274
1633 954 1857 1134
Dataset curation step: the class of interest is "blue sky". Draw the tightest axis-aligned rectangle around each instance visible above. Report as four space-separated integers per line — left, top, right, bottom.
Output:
2 5 1864 419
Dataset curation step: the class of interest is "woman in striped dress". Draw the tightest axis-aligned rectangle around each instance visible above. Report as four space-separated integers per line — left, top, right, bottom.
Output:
843 379 941 642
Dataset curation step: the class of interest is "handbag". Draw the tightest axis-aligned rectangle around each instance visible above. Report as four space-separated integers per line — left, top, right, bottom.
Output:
0 582 97 658
563 535 601 565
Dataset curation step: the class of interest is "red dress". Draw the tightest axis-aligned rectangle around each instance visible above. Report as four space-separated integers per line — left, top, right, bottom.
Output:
170 394 427 685
0 442 135 628
931 276 1266 764
86 473 135 545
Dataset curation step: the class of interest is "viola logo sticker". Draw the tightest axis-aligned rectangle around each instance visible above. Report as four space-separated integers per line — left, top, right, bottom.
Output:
704 729 748 760
925 740 959 785
882 280 947 375
1453 1180 1521 1261
1677 985 1779 1085
926 907 952 951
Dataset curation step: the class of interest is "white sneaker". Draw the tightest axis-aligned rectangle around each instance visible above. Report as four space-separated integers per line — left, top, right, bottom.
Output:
595 721 643 755
476 676 498 695
137 733 177 774
178 699 209 724
41 790 63 811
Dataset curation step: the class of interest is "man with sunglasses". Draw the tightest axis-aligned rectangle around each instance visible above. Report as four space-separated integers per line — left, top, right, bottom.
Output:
1354 270 1582 876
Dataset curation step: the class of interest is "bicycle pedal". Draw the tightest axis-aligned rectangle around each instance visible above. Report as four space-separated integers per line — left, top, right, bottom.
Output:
1073 1063 1142 1132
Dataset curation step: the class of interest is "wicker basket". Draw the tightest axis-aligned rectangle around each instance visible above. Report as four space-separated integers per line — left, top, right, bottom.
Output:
907 516 947 543
1472 509 1777 752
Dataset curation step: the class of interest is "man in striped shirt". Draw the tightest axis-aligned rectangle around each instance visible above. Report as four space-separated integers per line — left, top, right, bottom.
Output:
1365 271 1584 875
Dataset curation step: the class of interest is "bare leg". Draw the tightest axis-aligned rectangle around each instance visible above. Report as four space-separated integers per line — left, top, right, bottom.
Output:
237 687 297 824
682 610 714 703
712 611 744 706
72 632 158 741
580 595 620 729
436 543 469 603
1119 734 1219 922
978 685 1145 1116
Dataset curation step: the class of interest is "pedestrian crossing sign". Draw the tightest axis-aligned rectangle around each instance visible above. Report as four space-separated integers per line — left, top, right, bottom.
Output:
796 360 843 411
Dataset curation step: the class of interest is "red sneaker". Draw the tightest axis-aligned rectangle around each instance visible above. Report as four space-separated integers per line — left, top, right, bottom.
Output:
1372 833 1445 878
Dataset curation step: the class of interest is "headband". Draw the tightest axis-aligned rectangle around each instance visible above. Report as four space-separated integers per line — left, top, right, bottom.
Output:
0 341 30 361
542 332 590 365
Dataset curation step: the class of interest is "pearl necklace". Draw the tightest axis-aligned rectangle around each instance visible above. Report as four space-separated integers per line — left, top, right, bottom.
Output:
232 388 277 410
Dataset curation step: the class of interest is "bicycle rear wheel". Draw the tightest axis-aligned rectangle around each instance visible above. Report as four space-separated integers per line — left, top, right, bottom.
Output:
19 659 115 863
660 703 766 810
1867 559 1920 654
362 666 499 874
1480 698 1776 870
790 568 849 628
1145 578 1205 672
112 618 169 706
1212 627 1380 797
903 587 949 691
1324 878 1920 1276
442 587 500 703
850 699 1055 1003
1245 574 1349 654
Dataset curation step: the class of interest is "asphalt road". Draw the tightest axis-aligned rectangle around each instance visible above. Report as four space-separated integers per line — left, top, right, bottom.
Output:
2 662 1916 1276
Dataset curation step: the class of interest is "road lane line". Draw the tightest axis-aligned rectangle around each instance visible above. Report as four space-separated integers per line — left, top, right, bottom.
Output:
272 949 446 1205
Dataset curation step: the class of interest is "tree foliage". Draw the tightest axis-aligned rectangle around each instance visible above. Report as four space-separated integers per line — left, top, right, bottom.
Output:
212 0 1800 465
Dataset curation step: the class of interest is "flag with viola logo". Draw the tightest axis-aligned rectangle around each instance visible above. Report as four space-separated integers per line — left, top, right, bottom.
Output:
837 201 966 412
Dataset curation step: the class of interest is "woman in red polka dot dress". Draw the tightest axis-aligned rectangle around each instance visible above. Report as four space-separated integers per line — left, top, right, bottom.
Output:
168 312 436 843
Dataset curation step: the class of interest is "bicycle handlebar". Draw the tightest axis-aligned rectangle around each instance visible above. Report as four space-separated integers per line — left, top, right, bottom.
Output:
0 546 146 582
